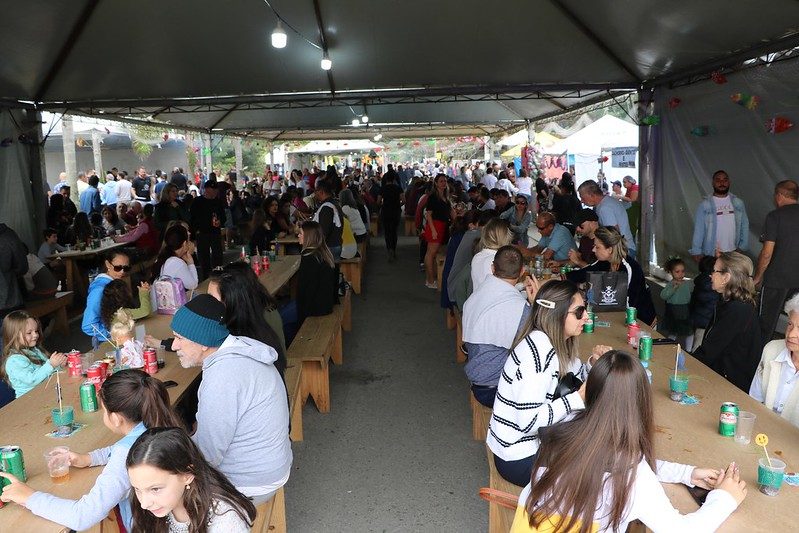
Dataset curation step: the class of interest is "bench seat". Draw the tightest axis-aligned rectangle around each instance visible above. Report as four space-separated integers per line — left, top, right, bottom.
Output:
251 487 286 533
286 312 343 413
25 291 74 336
340 257 362 294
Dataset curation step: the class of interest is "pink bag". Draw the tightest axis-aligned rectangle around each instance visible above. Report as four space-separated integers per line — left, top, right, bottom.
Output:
153 276 187 315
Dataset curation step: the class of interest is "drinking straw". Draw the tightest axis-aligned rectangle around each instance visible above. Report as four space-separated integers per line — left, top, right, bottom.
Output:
91 323 118 349
675 344 681 379
56 371 63 416
756 433 772 467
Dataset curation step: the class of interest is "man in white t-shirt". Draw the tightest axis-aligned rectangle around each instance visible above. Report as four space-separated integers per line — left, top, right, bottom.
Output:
689 170 749 262
481 167 498 189
116 171 133 203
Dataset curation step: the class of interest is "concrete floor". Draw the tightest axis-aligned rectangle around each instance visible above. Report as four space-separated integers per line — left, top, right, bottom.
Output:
286 235 487 532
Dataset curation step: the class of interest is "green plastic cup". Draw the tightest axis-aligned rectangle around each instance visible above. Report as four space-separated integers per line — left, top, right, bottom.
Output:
758 458 786 496
51 406 74 427
668 375 689 401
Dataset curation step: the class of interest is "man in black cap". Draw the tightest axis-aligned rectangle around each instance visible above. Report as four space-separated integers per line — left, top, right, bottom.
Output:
569 208 600 268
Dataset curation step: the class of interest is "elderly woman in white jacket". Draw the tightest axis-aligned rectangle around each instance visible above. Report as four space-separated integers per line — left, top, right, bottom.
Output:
750 293 799 426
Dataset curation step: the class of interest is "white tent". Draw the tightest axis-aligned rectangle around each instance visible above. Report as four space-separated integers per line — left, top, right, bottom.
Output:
288 139 384 154
549 115 639 186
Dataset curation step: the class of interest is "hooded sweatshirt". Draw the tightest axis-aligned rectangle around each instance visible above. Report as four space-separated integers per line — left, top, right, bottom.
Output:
81 273 113 339
192 335 292 495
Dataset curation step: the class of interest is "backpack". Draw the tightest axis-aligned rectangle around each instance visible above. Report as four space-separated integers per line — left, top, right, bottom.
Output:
153 276 188 315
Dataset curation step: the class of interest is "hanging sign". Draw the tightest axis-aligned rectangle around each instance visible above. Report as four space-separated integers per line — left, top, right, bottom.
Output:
611 146 637 168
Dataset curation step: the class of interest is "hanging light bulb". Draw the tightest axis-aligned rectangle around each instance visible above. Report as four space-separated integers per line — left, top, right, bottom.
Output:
361 115 369 123
321 52 332 70
271 20 287 49
351 119 360 127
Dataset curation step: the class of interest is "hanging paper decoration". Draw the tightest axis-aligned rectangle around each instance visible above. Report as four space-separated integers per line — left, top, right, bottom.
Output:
711 71 727 84
766 116 794 134
668 97 681 109
412 140 421 147
105 127 111 134
690 126 709 137
193 147 200 153
202 147 211 155
0 138 12 147
163 133 169 142
731 93 759 110
641 115 660 126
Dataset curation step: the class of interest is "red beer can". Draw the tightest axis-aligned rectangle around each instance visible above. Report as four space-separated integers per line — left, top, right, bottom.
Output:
627 323 641 349
86 365 104 392
67 351 82 377
143 348 158 375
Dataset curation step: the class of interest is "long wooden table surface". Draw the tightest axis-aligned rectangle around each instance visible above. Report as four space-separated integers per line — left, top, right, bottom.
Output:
586 311 797 532
0 255 301 532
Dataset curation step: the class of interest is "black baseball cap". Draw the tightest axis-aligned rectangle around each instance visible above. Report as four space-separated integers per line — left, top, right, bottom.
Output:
574 208 599 227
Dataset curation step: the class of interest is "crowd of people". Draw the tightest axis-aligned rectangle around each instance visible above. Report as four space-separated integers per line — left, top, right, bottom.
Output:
0 153 797 531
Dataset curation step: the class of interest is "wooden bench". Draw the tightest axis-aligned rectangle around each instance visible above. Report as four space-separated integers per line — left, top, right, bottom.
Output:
336 286 352 332
404 214 416 236
25 291 74 336
286 311 343 413
340 257 362 294
453 308 466 364
470 391 492 441
285 362 303 442
357 240 368 267
484 445 520 533
251 487 287 533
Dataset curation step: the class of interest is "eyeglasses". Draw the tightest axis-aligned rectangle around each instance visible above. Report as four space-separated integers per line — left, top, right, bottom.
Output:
111 264 131 272
568 306 587 319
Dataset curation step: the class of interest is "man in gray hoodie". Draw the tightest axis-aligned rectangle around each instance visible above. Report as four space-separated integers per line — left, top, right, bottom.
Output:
171 294 292 504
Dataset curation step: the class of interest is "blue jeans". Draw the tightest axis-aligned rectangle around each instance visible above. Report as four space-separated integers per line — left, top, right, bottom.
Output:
493 453 536 487
279 300 298 346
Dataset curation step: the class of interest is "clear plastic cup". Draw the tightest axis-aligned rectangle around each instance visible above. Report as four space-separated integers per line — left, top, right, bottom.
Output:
734 411 756 445
758 458 786 496
44 446 70 484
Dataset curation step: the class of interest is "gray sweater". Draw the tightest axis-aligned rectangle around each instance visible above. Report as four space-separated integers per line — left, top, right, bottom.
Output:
192 335 292 495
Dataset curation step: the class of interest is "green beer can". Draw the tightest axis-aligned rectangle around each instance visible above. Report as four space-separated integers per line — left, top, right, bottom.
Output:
80 381 98 412
0 446 27 482
625 307 637 325
583 312 596 333
638 334 653 361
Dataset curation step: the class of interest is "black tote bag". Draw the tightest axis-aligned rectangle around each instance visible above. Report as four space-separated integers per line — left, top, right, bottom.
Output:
586 270 628 312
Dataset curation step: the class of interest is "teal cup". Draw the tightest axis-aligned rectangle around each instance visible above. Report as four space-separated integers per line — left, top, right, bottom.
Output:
668 375 689 402
51 406 74 427
758 458 786 496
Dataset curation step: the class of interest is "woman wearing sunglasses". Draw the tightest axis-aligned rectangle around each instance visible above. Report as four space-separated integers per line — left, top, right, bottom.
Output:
500 195 533 247
81 250 131 348
486 280 611 487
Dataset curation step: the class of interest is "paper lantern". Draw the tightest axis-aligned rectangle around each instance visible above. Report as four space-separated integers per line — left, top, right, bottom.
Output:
163 133 169 141
690 126 709 137
731 93 759 110
711 71 727 84
668 97 681 109
766 116 794 134
641 115 660 126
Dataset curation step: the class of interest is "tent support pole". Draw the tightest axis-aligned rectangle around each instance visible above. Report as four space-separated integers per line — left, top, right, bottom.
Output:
637 88 657 274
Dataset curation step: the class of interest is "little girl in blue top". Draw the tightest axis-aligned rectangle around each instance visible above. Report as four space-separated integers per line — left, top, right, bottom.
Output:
0 369 183 532
1 310 67 397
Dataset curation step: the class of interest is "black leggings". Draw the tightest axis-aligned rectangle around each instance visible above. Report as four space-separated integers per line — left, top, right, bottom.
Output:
493 453 535 487
383 212 400 251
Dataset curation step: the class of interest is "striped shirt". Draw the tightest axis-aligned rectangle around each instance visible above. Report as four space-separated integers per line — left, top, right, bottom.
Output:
487 330 589 461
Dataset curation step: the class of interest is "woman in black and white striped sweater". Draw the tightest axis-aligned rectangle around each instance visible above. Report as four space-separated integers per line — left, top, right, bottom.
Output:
486 280 611 486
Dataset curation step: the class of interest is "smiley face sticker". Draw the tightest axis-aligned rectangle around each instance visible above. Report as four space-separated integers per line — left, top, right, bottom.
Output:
755 433 769 447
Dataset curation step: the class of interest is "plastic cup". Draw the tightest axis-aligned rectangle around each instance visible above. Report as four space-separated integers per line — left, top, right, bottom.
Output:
758 458 786 496
668 375 689 402
44 447 70 484
80 352 94 372
734 411 756 445
51 406 74 427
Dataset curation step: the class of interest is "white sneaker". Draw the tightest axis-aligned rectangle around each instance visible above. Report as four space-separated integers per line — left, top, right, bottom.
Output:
425 281 438 289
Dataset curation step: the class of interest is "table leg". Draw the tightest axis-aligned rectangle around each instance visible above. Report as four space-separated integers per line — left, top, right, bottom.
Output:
64 259 75 292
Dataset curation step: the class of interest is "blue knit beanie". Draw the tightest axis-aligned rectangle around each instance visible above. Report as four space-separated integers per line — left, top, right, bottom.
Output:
171 294 229 347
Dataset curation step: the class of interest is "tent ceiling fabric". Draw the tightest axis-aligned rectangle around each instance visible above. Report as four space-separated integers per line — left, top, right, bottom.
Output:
2 0 799 139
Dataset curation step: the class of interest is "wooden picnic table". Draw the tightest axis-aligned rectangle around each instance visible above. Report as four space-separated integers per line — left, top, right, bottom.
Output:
48 242 127 297
0 257 302 532
586 311 799 532
274 236 300 256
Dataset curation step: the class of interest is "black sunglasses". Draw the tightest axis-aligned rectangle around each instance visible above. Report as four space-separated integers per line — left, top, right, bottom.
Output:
111 264 131 272
569 305 587 319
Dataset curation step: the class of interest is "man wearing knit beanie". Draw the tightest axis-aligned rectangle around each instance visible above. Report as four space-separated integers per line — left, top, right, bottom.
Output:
171 294 292 504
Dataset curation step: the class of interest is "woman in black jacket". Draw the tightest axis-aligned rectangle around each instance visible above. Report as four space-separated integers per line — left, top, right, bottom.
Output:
566 226 656 326
278 220 337 344
693 251 761 392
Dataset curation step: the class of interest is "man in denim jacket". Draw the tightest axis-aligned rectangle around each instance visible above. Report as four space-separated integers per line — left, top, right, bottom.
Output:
690 170 749 262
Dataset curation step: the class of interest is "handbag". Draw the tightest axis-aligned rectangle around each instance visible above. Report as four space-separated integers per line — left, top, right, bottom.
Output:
586 270 628 312
153 276 187 315
552 372 583 400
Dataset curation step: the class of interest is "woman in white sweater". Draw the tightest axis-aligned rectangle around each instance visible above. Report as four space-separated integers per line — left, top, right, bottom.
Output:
155 225 198 290
487 280 609 486
511 350 746 533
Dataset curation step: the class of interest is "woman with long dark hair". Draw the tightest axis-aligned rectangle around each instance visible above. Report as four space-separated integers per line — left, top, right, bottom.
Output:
487 280 610 487
65 212 100 245
421 174 455 288
248 207 277 255
512 351 745 532
127 427 256 533
153 224 198 290
154 183 189 237
100 279 151 330
207 262 287 378
101 206 125 236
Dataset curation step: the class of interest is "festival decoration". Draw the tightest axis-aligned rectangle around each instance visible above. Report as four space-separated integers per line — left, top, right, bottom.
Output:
766 116 794 134
731 93 759 110
76 138 86 147
690 126 709 137
711 71 727 84
641 115 660 126
163 133 169 141
668 97 681 109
